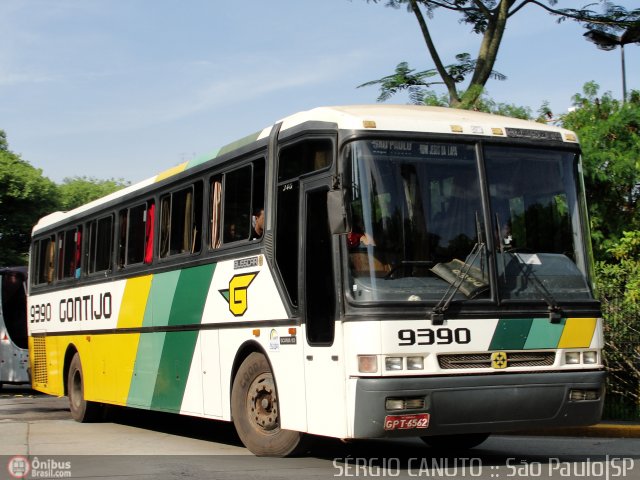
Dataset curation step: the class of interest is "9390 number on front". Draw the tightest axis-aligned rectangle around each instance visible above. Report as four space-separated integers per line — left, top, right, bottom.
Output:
398 328 471 346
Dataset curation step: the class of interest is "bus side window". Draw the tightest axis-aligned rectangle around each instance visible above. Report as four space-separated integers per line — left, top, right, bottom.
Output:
223 166 252 243
277 139 332 181
33 236 55 285
88 215 114 274
119 200 154 267
210 176 222 249
159 182 203 258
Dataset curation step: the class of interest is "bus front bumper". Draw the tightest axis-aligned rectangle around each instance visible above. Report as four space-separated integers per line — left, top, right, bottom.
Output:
353 370 605 438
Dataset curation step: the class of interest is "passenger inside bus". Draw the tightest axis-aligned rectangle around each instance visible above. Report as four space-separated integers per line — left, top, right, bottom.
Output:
250 208 264 240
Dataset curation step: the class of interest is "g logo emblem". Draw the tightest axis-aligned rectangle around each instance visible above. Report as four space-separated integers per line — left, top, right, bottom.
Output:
219 272 258 316
491 351 508 369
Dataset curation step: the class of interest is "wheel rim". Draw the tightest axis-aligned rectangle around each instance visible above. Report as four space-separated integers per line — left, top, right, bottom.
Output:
247 372 279 433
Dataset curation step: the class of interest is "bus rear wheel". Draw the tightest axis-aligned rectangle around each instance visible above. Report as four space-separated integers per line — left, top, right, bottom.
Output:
231 352 306 457
67 353 102 422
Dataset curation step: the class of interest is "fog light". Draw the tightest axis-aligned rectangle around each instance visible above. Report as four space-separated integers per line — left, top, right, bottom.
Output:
565 352 580 364
385 357 403 371
407 356 424 370
570 389 600 401
583 351 598 364
385 398 405 411
404 398 425 409
358 355 378 373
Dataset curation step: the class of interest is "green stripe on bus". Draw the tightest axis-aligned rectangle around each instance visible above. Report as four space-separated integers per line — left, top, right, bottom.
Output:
489 318 533 350
150 264 216 411
218 130 262 157
186 148 220 170
523 317 566 349
127 271 181 407
152 270 182 326
167 264 216 326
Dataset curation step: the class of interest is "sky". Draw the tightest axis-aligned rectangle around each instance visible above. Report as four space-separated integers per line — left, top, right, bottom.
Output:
1 0 638 185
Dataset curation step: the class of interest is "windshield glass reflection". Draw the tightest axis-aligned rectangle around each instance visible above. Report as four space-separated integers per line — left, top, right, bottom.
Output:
345 140 593 304
484 146 591 300
347 140 488 302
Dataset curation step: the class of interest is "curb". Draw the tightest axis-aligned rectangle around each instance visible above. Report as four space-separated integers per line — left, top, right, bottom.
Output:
510 424 640 438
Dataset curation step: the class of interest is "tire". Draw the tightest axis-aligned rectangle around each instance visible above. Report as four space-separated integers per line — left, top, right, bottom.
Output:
420 432 490 450
67 353 102 422
231 352 307 456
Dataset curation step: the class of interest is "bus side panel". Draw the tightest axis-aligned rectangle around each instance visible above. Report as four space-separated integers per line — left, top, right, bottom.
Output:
216 327 308 430
29 334 64 396
85 275 153 405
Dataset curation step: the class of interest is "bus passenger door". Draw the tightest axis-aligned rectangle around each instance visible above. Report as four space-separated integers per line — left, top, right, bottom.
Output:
301 180 348 438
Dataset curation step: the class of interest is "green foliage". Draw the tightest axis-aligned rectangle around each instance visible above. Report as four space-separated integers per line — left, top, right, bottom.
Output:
0 139 58 265
0 130 129 265
360 1 639 107
560 82 640 258
595 232 640 409
0 130 8 151
58 176 130 211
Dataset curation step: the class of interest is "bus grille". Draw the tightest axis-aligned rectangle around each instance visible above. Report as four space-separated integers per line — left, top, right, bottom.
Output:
438 351 556 369
32 337 48 384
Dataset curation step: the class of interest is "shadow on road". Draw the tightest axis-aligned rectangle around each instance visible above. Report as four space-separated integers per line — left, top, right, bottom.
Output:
104 405 244 448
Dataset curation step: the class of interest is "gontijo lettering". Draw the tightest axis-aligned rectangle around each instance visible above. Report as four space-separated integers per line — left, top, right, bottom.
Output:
59 292 112 322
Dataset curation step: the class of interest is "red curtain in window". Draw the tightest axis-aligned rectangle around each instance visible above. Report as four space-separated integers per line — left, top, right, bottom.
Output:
74 229 82 276
144 202 155 264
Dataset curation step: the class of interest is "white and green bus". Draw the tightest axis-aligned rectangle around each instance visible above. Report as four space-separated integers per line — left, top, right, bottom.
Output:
28 105 605 456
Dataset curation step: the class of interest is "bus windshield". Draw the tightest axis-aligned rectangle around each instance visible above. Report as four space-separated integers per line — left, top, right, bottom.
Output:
345 139 593 304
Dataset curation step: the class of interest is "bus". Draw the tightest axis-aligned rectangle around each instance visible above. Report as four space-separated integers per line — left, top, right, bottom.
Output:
1 267 30 388
28 105 605 456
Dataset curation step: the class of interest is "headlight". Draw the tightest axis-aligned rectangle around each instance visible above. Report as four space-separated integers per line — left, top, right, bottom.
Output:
407 356 424 370
565 352 581 364
583 351 598 364
385 357 403 371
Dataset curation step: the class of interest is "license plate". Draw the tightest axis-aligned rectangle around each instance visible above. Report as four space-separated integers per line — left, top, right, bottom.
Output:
384 413 430 430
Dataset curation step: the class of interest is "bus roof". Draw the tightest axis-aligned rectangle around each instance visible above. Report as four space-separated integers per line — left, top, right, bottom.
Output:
33 105 578 234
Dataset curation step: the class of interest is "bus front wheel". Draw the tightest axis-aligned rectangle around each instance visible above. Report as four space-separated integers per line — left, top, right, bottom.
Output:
231 352 306 457
67 353 102 422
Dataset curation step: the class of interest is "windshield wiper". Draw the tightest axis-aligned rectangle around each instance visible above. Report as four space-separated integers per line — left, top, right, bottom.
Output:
429 213 487 325
495 213 562 323
507 252 563 323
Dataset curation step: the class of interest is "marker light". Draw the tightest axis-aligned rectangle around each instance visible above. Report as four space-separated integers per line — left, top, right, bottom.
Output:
358 355 378 373
407 356 424 370
565 352 581 364
385 357 403 371
583 351 598 364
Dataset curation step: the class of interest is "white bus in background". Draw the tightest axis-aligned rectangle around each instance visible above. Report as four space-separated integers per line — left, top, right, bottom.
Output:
28 105 605 456
0 267 30 388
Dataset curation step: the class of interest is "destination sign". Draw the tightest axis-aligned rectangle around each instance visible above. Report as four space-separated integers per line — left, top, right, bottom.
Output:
368 140 473 160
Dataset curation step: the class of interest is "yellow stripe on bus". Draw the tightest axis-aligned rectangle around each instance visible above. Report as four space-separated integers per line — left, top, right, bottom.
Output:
557 317 597 348
85 276 153 404
155 162 188 182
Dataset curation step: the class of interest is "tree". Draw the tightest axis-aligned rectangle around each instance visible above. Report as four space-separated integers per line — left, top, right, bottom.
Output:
558 85 640 417
560 82 640 258
58 176 129 211
359 0 640 107
0 131 58 265
595 232 640 414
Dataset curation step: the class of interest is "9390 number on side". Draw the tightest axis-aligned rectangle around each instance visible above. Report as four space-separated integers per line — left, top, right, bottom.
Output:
398 328 471 346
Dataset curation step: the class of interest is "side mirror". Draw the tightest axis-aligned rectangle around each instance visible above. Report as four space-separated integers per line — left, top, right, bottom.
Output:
327 189 350 235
